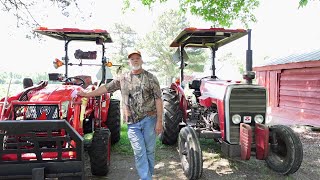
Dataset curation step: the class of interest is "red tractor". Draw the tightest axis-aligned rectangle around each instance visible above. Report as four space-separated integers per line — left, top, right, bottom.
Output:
0 27 121 179
160 28 303 179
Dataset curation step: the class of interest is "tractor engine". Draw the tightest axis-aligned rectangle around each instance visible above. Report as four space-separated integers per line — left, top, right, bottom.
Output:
187 82 220 132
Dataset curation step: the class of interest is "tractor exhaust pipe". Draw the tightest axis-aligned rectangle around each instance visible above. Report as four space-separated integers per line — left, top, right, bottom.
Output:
246 29 252 72
243 29 255 84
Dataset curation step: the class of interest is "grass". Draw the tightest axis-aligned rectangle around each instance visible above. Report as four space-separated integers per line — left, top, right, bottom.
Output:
111 124 169 158
111 125 132 155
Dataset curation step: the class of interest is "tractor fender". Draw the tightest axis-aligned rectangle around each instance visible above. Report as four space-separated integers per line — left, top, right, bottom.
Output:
255 123 269 160
170 83 187 121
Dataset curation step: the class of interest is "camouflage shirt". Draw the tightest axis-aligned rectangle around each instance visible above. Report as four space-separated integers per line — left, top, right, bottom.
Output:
105 69 162 124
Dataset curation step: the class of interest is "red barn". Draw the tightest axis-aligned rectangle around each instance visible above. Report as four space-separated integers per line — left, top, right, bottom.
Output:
253 49 320 127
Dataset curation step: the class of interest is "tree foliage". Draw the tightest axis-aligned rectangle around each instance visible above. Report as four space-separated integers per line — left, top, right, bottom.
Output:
139 9 207 85
299 0 310 7
1 0 316 31
124 0 260 28
1 0 72 26
0 72 48 84
139 9 186 85
1 0 90 37
109 23 138 73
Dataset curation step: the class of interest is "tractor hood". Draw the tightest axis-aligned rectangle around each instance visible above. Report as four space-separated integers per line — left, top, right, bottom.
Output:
29 85 81 102
200 79 252 100
200 79 265 101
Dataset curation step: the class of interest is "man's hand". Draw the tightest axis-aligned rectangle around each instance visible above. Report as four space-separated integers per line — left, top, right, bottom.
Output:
77 90 87 97
155 118 162 135
155 98 163 135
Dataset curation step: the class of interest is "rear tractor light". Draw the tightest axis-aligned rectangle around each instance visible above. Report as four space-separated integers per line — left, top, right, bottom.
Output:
254 114 264 123
232 114 241 124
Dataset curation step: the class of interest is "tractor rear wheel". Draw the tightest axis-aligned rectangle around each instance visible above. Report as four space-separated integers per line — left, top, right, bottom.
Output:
105 99 121 145
88 128 111 176
160 87 183 145
266 125 303 175
178 126 203 180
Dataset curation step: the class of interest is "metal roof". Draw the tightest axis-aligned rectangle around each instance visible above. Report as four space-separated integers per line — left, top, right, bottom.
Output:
34 27 113 43
170 28 248 48
259 49 320 66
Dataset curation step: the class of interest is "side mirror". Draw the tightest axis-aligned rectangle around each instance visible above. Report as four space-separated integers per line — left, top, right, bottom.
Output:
96 37 103 45
172 48 189 63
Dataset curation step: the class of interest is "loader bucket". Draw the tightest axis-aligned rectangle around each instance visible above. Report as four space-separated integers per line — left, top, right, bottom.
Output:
0 120 84 180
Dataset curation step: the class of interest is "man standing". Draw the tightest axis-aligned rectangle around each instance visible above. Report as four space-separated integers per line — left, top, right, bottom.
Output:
77 50 163 180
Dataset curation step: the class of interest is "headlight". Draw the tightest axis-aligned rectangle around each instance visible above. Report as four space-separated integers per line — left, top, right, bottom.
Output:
254 114 264 123
61 101 70 118
232 114 241 124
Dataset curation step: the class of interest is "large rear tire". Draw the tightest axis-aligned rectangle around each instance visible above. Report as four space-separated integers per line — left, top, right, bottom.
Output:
266 125 303 175
160 88 183 145
88 128 111 176
105 99 121 145
178 126 203 180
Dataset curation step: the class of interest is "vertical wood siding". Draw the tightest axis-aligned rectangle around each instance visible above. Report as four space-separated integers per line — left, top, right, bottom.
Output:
256 71 279 107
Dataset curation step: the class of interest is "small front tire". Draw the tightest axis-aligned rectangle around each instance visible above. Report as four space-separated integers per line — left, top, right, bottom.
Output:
88 128 111 176
266 125 303 175
178 126 203 180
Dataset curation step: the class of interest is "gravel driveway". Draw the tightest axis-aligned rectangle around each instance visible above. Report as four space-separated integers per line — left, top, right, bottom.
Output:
86 125 320 180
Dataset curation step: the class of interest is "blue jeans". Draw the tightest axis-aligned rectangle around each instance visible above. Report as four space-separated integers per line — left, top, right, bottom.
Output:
128 116 157 180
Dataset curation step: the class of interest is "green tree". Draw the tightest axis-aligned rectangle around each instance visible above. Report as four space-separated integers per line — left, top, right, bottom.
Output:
218 52 245 75
124 0 316 28
299 0 313 7
139 9 207 86
124 0 260 27
2 1 314 31
1 0 92 36
109 23 138 74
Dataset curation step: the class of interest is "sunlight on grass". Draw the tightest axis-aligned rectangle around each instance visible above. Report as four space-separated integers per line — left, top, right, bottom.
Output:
111 125 169 157
111 125 133 155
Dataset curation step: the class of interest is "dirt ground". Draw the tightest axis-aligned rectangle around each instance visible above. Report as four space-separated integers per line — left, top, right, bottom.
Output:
86 125 320 180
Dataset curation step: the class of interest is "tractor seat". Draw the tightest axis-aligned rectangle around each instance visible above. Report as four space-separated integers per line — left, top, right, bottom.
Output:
189 79 201 91
74 75 92 88
189 80 202 100
23 78 34 89
18 80 48 101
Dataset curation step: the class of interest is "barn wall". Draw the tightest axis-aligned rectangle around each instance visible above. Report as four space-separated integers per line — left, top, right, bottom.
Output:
279 67 320 116
255 66 320 126
255 70 280 107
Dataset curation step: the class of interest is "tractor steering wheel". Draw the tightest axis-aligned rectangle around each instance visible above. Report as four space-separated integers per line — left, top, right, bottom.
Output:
65 77 85 87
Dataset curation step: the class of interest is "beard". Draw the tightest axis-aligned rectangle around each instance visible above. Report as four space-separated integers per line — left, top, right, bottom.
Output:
130 64 142 71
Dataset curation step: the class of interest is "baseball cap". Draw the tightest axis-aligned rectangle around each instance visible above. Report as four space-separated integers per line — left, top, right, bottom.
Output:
128 50 142 59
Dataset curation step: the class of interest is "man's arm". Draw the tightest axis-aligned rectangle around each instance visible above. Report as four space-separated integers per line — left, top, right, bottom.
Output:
78 78 121 97
155 98 163 135
79 85 108 97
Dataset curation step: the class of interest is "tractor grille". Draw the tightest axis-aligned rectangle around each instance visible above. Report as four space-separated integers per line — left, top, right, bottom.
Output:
228 87 266 144
13 105 60 120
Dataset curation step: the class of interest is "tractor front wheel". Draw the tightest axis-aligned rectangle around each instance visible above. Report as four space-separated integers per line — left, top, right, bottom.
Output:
88 128 111 176
160 87 183 145
266 125 303 175
178 126 203 180
105 99 121 145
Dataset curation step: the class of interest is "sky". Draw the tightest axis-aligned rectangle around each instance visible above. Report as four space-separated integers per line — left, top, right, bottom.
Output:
1 0 320 78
